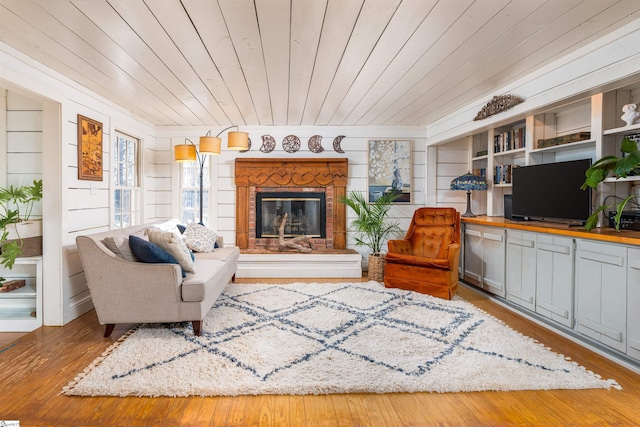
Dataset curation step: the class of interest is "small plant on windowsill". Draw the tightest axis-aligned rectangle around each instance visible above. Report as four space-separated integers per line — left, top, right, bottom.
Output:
0 179 43 269
339 190 403 280
581 136 640 231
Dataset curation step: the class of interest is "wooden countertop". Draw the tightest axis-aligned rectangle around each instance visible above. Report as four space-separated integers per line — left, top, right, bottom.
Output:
462 216 640 247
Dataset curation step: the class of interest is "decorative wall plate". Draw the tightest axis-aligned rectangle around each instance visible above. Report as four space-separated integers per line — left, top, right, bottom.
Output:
333 135 346 153
282 135 301 153
259 135 276 153
308 135 324 153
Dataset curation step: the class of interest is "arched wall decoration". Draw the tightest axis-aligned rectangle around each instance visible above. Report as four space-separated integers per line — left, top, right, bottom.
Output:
473 95 524 121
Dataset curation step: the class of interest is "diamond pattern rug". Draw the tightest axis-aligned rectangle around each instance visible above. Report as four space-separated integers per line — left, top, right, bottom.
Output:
63 281 619 396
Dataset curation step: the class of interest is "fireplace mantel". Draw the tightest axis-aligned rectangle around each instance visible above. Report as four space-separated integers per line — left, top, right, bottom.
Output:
235 158 348 249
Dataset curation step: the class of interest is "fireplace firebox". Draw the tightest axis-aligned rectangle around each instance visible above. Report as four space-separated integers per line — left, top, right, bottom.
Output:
256 192 326 238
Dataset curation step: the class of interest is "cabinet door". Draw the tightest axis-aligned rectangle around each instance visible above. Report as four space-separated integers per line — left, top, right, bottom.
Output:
535 235 574 328
506 230 536 310
575 240 627 352
463 224 483 288
482 227 506 297
628 248 640 361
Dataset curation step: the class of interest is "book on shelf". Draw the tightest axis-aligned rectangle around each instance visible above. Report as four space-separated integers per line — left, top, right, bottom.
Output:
494 128 525 153
493 164 518 184
472 168 487 179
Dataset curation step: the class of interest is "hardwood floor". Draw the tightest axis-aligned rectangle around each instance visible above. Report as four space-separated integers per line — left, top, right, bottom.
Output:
2 279 640 426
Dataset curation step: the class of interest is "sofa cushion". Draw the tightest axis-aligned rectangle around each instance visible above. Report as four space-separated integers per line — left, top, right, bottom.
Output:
102 237 139 262
129 235 185 277
181 259 226 302
183 223 218 252
146 228 195 273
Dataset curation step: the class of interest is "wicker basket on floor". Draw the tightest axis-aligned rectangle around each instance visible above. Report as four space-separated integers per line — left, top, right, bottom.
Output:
368 254 385 281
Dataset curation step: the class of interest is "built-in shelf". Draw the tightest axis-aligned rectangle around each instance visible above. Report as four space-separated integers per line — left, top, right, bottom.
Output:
0 256 42 332
530 139 596 154
604 175 640 183
494 147 526 158
472 155 489 161
604 123 640 136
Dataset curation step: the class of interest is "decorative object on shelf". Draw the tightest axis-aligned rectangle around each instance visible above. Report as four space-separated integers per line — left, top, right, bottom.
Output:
333 135 346 153
474 94 524 121
282 135 301 153
450 172 488 218
0 179 43 270
0 279 26 293
581 136 640 230
308 135 324 153
475 149 488 157
174 126 249 224
259 135 276 153
537 132 591 149
239 137 252 153
338 190 402 281
368 140 412 203
621 103 640 126
77 114 103 181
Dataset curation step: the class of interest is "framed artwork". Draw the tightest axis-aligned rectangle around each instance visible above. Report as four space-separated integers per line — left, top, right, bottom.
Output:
77 114 103 181
367 140 411 203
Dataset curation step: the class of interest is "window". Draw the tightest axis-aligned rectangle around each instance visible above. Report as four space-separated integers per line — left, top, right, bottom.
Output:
179 159 209 224
113 132 140 228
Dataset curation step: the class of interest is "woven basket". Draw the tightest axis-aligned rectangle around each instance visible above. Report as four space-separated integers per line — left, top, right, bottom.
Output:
368 254 385 281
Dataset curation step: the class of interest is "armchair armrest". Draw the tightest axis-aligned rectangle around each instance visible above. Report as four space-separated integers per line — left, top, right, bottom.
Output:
388 239 412 255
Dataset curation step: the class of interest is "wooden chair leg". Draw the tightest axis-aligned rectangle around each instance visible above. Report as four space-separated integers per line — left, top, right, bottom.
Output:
192 321 202 336
104 324 115 337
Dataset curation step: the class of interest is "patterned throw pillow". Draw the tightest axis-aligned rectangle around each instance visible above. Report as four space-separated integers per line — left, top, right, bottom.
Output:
146 228 195 273
183 223 218 253
101 237 139 262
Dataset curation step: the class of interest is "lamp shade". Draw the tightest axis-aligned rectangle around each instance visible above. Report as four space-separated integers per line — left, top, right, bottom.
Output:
227 131 249 150
450 172 488 191
174 144 196 162
199 136 221 155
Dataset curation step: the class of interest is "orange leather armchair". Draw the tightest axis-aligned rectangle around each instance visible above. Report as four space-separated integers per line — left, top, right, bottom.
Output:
384 207 461 299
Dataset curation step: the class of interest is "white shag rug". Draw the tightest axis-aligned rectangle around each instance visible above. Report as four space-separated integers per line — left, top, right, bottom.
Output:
63 281 619 397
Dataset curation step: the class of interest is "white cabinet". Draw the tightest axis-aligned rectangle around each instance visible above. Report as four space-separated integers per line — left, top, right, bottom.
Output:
575 240 627 353
463 224 505 296
628 248 640 360
0 256 43 332
535 235 574 328
506 230 536 311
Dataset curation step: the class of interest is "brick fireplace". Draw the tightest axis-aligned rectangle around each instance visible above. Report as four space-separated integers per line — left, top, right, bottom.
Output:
234 158 348 250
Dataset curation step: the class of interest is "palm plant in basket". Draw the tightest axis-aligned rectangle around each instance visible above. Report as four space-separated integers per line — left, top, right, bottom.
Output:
339 190 402 280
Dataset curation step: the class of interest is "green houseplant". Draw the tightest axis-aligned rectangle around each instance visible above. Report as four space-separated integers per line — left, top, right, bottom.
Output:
0 179 43 271
581 136 640 231
339 190 402 280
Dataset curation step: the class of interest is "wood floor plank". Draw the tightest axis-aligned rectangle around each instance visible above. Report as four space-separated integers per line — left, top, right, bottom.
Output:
2 279 640 426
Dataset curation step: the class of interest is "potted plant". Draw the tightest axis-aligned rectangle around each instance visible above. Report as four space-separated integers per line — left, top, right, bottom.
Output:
0 179 43 270
581 136 640 230
339 190 402 280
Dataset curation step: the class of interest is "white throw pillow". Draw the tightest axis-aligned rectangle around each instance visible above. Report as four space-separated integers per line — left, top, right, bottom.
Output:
146 228 195 273
149 219 183 237
183 223 217 253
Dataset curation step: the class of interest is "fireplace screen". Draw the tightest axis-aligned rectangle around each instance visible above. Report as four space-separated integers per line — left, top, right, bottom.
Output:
256 192 326 238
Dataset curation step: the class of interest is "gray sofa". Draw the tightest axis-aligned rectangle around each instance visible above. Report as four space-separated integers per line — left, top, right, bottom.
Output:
76 222 239 337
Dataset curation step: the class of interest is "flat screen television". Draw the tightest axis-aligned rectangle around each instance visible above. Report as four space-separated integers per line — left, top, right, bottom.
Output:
511 158 591 223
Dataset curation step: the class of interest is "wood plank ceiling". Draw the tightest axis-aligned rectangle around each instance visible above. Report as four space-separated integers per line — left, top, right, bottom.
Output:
1 0 640 127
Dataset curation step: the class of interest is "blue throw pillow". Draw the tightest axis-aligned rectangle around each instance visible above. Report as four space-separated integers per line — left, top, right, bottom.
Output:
129 235 186 277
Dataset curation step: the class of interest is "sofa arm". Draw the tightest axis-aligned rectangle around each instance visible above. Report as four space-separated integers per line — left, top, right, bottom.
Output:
76 236 184 325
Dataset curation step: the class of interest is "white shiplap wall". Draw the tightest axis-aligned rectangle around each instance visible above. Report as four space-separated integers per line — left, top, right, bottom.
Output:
1 42 157 326
156 126 427 262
